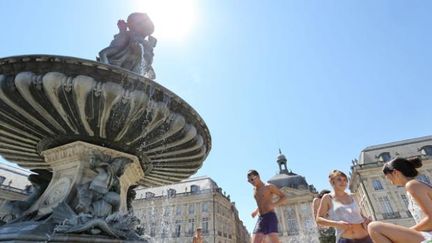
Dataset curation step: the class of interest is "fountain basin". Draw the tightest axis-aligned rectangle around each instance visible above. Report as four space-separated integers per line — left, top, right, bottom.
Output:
0 55 211 187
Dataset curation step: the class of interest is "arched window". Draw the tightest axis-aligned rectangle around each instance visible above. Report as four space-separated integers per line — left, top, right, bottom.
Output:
167 188 176 198
191 185 200 193
377 152 391 162
420 145 432 156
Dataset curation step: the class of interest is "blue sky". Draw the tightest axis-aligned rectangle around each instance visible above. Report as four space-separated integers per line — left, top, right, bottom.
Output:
1 0 432 233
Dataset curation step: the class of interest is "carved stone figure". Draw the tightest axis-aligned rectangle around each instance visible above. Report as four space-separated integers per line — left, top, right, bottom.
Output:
76 153 131 215
98 12 157 79
54 152 150 240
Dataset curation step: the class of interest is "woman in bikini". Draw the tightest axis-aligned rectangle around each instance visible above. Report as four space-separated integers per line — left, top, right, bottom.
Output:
316 170 372 243
368 157 432 243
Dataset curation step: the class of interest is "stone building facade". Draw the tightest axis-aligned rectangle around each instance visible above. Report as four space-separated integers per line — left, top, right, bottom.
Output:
349 135 432 227
267 151 320 243
132 176 250 243
0 162 31 223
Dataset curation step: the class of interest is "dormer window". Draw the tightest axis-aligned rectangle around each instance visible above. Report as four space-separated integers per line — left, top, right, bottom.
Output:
191 185 200 194
167 188 176 198
417 174 431 184
145 192 155 199
377 152 391 162
420 145 432 156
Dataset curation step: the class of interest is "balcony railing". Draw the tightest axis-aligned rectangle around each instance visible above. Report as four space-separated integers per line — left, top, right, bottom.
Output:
382 212 401 219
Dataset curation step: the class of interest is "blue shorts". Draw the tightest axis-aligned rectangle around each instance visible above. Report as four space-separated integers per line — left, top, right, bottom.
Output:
253 211 278 234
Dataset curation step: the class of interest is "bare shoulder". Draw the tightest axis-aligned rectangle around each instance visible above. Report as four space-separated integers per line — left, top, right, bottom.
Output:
266 183 281 192
312 197 320 207
405 180 428 193
321 193 332 204
406 180 427 193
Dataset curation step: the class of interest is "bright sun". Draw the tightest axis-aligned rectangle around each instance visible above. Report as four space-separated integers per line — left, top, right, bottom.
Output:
131 0 197 41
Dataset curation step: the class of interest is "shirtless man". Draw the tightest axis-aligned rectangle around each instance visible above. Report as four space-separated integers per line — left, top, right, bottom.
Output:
192 227 203 243
247 169 288 243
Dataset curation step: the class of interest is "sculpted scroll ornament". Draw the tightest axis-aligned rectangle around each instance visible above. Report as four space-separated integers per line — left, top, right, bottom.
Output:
41 177 71 207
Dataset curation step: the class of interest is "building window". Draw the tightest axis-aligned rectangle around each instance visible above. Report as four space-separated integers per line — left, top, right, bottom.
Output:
167 188 176 197
189 204 195 214
377 152 391 162
400 194 412 217
150 223 156 237
145 192 155 199
417 174 431 184
372 179 384 190
176 206 182 215
379 196 394 213
175 223 181 237
202 217 209 233
0 176 5 185
401 194 409 208
188 219 195 235
191 185 200 193
378 196 400 219
163 207 171 216
202 201 209 213
420 145 432 156
161 222 168 238
285 207 299 235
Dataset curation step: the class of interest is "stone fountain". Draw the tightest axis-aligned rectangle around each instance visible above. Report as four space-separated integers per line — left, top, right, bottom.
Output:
0 13 211 242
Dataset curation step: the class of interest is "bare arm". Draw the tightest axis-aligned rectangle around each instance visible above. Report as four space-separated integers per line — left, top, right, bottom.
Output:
251 208 259 218
407 181 432 231
269 184 288 207
312 198 320 219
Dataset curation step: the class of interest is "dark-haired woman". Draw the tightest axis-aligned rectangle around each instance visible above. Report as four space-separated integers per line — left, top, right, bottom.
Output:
316 170 372 243
313 189 336 243
368 157 432 243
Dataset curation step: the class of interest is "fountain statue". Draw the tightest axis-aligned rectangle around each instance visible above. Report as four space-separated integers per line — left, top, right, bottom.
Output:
0 12 211 242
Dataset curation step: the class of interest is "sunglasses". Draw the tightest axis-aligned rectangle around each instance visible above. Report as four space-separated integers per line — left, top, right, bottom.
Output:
247 176 257 182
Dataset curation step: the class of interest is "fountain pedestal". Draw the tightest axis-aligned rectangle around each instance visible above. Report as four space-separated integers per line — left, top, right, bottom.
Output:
0 141 149 242
32 141 143 216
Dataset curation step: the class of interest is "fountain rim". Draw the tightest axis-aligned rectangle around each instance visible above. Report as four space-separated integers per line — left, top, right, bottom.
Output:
0 54 212 176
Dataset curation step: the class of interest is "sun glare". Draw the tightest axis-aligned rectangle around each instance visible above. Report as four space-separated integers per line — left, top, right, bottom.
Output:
131 0 197 41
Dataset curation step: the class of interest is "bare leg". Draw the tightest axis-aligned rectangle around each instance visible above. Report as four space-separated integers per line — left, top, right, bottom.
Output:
368 221 425 243
252 233 265 243
266 233 280 243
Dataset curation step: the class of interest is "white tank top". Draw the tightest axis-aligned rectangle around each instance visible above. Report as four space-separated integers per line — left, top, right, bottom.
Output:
328 193 364 238
406 180 432 240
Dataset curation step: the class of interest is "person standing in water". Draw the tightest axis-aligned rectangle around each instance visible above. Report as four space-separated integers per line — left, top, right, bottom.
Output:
316 170 372 243
313 189 336 243
247 169 288 243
